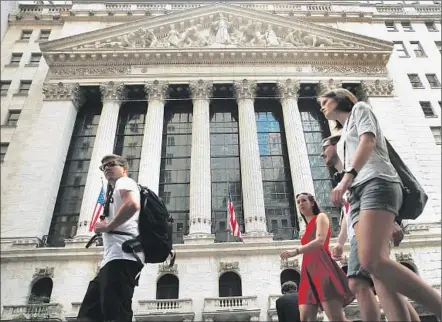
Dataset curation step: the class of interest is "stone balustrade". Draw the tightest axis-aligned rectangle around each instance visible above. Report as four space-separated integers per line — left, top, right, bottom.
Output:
135 299 195 322
1 303 63 321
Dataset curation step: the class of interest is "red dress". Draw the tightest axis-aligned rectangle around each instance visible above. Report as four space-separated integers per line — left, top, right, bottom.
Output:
298 215 355 307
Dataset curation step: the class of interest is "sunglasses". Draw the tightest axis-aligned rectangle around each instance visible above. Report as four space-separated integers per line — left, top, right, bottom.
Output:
99 160 124 171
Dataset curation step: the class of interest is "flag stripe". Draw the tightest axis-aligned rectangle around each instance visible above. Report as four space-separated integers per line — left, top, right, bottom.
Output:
89 187 105 232
227 188 242 240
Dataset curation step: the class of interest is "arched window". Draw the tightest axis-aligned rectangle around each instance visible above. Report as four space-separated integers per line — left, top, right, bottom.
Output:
219 271 242 297
280 269 301 288
29 277 53 304
156 274 179 300
400 262 418 274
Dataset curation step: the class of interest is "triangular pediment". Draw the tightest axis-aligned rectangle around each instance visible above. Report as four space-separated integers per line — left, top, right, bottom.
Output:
40 3 392 53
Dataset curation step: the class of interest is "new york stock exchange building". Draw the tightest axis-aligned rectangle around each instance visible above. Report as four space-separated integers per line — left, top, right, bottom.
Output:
1 1 441 321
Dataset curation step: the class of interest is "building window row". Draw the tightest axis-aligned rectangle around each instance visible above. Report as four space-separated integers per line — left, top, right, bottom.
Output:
386 21 438 32
6 52 42 66
407 73 441 89
0 80 33 96
19 29 51 41
393 41 438 58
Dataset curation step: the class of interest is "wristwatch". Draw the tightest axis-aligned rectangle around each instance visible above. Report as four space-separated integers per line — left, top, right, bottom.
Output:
344 167 358 178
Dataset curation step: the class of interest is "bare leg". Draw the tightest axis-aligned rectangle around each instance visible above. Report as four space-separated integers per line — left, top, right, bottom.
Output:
355 210 442 319
322 299 350 322
299 304 319 322
348 277 380 321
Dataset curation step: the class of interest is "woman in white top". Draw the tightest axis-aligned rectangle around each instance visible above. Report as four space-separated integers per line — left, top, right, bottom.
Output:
318 88 441 321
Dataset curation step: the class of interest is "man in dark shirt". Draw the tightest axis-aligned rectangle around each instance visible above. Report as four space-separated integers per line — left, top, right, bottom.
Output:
276 281 301 322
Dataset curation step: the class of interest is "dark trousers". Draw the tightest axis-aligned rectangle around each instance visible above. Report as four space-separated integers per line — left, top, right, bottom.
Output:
77 259 143 322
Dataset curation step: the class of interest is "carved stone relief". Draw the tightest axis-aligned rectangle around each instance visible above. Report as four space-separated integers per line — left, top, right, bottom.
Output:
312 65 386 75
233 79 257 100
50 66 131 77
99 81 125 102
317 78 343 95
33 267 55 279
144 80 169 102
280 258 299 270
42 82 83 107
158 262 178 275
189 79 214 100
276 79 300 100
73 14 364 50
361 79 394 97
219 261 239 273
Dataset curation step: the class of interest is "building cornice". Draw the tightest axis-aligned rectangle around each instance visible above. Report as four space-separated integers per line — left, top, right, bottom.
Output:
1 232 440 262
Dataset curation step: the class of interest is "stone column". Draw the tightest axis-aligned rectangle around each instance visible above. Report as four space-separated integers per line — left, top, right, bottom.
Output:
1 82 82 243
361 79 439 224
185 80 214 243
138 80 169 194
233 79 269 238
318 79 343 136
276 79 316 235
74 81 124 240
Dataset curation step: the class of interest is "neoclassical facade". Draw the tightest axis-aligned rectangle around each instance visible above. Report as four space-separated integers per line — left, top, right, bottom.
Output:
1 1 441 321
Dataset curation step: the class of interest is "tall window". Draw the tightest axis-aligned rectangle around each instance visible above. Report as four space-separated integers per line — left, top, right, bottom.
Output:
401 21 413 32
10 53 22 65
219 272 242 297
29 53 42 64
159 101 192 244
48 90 101 246
210 93 243 243
435 41 442 54
420 101 436 117
408 74 424 88
18 81 32 95
255 99 297 240
20 30 32 40
431 127 441 145
385 21 397 32
156 274 179 299
298 88 340 235
113 100 147 181
393 42 409 58
39 30 51 41
1 143 8 163
0 81 11 96
6 110 21 127
410 41 426 57
425 21 438 32
426 74 441 88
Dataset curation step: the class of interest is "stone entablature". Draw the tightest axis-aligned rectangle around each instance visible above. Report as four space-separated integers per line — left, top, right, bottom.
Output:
8 1 441 25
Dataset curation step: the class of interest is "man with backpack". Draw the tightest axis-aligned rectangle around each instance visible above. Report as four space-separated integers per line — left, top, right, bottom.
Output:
78 154 144 322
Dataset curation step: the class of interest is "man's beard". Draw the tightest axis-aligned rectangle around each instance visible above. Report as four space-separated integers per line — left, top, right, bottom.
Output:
326 154 339 168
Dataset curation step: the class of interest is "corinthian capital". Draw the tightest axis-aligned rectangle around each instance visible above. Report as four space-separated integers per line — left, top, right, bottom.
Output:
99 81 125 102
233 79 257 101
144 80 169 103
360 79 394 97
189 79 213 100
42 82 83 108
317 79 343 95
277 79 300 100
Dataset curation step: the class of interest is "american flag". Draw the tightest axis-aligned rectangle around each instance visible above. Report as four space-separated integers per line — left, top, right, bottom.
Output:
88 187 105 232
227 186 242 240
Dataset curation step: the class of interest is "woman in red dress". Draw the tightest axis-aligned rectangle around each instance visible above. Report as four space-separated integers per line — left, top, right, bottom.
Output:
281 193 354 321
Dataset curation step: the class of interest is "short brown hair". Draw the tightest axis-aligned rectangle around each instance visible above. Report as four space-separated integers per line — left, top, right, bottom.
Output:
318 88 358 129
322 135 341 147
281 281 298 294
100 154 129 167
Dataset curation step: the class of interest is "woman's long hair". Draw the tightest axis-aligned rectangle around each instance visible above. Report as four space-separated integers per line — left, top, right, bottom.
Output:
296 192 321 226
318 88 358 129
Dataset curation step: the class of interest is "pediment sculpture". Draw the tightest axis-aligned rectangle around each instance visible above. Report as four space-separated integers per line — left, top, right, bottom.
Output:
75 14 362 50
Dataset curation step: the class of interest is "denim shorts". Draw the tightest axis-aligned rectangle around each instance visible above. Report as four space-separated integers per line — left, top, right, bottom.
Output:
348 178 403 228
347 236 373 285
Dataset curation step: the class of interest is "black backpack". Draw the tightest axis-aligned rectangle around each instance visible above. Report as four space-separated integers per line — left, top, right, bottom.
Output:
86 184 176 268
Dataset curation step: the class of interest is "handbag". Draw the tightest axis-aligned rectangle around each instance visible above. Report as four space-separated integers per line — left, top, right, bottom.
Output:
385 139 428 220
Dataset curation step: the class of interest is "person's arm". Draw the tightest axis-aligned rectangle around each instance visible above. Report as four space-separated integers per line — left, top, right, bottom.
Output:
342 103 378 182
107 180 140 231
337 213 348 246
297 213 329 255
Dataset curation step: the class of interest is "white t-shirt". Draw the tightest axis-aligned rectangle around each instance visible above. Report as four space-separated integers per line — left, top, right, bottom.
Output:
337 102 401 188
101 176 145 268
